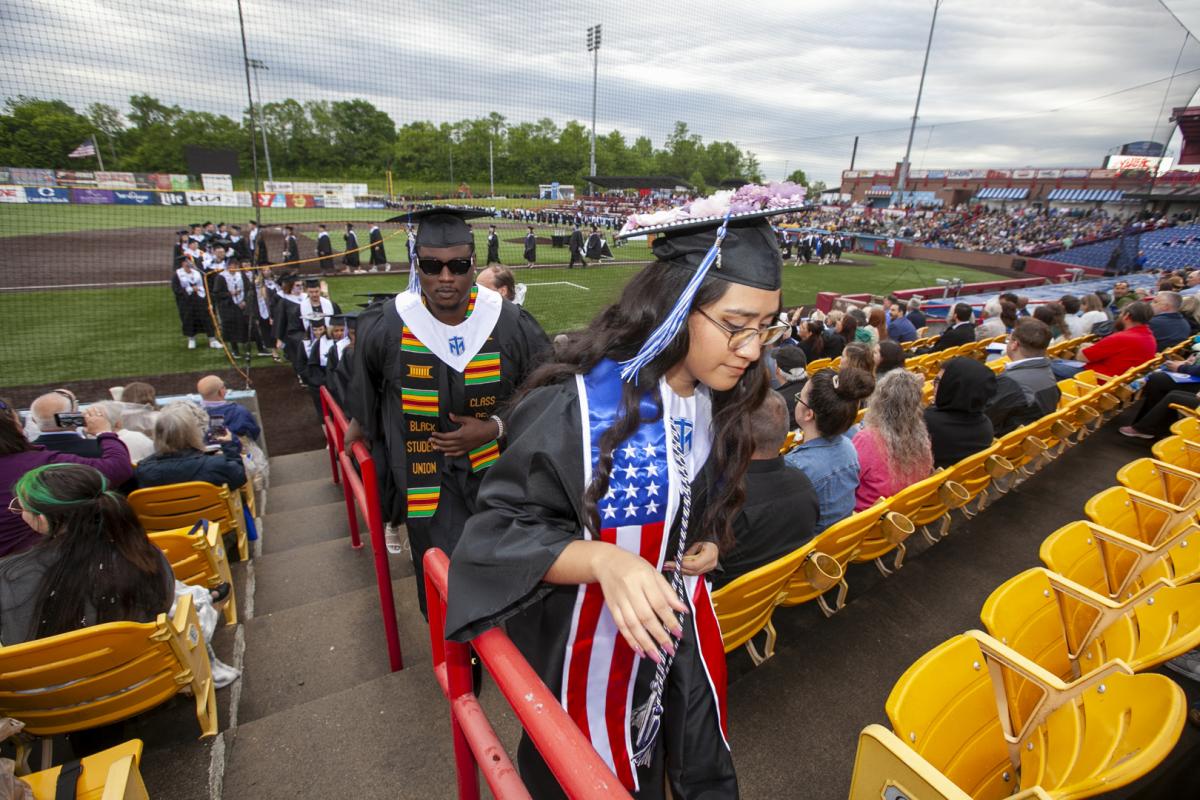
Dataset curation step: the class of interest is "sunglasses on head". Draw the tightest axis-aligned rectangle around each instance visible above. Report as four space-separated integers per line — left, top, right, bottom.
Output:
417 258 473 276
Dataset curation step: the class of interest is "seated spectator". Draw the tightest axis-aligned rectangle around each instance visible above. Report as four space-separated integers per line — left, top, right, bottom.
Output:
931 303 976 351
712 391 820 590
976 299 1006 340
830 314 855 358
867 306 888 342
476 264 516 301
841 343 876 377
0 463 172 646
136 402 246 491
773 346 808 424
121 382 158 407
999 300 1019 332
924 357 997 468
986 318 1061 436
95 401 155 463
1181 295 1200 335
905 298 926 330
1149 290 1191 351
797 321 829 363
197 375 261 441
1111 281 1138 311
1052 301 1156 379
847 307 875 344
784 367 875 532
852 371 932 510
1078 294 1108 335
884 295 918 343
1061 294 1086 336
876 340 906 375
1033 301 1068 343
1120 353 1200 439
0 399 133 558
28 391 102 457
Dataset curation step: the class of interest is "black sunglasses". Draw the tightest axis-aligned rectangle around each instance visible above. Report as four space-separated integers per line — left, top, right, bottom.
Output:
417 257 474 276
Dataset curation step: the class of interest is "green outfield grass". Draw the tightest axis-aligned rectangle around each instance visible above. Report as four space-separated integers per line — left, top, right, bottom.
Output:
0 254 1001 386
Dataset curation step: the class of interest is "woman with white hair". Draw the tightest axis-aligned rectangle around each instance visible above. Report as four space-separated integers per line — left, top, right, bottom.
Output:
134 401 246 491
851 370 932 511
94 401 156 463
975 299 1006 340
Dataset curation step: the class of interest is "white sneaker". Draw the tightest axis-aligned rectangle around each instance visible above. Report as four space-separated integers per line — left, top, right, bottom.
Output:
209 339 223 349
384 523 407 555
1166 648 1200 682
384 263 392 272
188 337 197 349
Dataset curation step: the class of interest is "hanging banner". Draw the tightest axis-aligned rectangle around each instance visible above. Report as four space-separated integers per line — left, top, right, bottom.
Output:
157 191 188 206
1012 169 1036 179
907 169 928 179
11 168 55 186
25 186 70 203
114 190 157 205
186 190 251 207
987 169 1012 179
94 171 137 188
55 170 97 187
946 169 973 179
0 185 27 203
286 193 315 208
201 173 235 191
72 188 116 204
1061 169 1090 179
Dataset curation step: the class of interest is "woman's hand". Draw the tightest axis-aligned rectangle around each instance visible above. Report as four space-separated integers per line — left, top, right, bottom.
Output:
83 406 111 435
674 541 719 576
590 545 688 660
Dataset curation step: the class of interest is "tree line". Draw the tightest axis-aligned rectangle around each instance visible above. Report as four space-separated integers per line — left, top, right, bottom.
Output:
0 95 782 192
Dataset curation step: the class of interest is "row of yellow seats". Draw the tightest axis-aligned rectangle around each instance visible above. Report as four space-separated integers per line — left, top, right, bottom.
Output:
850 451 1200 799
18 740 149 800
129 480 251 563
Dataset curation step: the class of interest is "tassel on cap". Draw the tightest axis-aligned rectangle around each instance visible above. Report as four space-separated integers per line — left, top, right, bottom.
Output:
406 235 421 294
618 211 732 384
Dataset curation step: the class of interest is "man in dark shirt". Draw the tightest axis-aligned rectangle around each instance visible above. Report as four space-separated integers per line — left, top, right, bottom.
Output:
884 294 918 343
712 390 820 590
905 298 926 330
28 391 103 457
1149 290 1191 351
986 318 1061 436
931 303 976 352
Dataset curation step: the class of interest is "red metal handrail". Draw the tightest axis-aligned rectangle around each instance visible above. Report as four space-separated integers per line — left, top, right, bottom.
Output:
319 387 346 486
423 548 632 800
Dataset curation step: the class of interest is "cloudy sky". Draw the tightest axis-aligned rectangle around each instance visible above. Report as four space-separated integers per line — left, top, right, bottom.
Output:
3 0 1200 183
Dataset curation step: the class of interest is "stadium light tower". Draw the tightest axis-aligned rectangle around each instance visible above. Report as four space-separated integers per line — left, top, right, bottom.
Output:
896 0 940 201
247 58 274 184
587 23 602 194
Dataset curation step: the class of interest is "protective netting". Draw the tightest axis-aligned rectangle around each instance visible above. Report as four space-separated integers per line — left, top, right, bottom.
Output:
1 0 1198 394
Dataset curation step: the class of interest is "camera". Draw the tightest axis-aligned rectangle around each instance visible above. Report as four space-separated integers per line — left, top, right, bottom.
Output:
54 411 86 429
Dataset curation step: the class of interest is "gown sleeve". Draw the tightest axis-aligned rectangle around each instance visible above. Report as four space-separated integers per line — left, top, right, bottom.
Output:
445 380 586 642
345 305 387 436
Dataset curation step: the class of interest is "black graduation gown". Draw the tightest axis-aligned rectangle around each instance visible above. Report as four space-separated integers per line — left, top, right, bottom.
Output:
343 231 361 268
369 227 388 266
231 236 250 262
316 233 334 272
253 231 269 265
284 235 299 263
272 296 306 360
347 296 551 611
585 232 603 259
212 272 249 344
487 233 502 264
568 230 585 264
446 380 737 799
328 343 355 408
524 233 537 263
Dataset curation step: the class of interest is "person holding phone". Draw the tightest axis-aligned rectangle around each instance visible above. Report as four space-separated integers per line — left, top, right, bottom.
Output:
0 398 133 557
135 402 245 494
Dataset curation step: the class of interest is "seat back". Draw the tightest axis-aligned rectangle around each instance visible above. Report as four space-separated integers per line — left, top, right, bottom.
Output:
805 357 832 375
1116 457 1200 507
149 520 236 625
711 548 806 653
981 569 1079 690
1170 415 1200 441
1040 519 1200 600
848 725 975 800
780 508 876 607
944 444 1010 504
19 739 148 800
129 481 247 561
0 595 217 738
855 474 951 565
1084 484 1185 547
1152 434 1200 473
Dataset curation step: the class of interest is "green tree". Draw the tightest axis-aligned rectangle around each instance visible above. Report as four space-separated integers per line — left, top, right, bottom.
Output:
0 97 96 169
785 168 809 186
86 102 124 164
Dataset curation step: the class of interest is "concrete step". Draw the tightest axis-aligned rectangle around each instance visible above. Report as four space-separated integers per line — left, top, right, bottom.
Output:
251 532 414 618
267 448 333 488
223 663 521 800
238 577 429 725
262 475 346 515
258 499 355 556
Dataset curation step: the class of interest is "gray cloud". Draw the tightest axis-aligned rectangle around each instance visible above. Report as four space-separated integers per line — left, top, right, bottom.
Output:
2 0 1200 183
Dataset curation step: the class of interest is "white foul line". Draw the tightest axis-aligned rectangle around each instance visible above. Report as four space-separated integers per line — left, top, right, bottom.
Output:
524 281 590 290
0 279 170 291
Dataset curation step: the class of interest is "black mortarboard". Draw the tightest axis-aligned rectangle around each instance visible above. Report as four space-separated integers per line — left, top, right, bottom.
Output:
328 313 356 328
176 229 188 235
304 278 321 288
386 206 492 249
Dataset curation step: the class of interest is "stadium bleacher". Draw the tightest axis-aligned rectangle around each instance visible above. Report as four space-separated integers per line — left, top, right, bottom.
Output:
1041 224 1200 271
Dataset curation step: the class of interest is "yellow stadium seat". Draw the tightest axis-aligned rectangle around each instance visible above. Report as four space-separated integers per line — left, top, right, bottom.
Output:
712 548 807 665
805 357 832 375
981 566 1200 679
1039 519 1200 601
1115 457 1200 507
1084 484 1198 548
1170 414 1200 441
885 630 1184 800
848 725 1058 800
129 481 248 561
779 506 880 614
149 520 236 625
942 443 1014 520
0 594 217 742
1152 434 1200 472
853 477 950 575
19 739 148 800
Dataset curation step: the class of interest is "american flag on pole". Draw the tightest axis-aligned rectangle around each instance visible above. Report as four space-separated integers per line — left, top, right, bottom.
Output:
68 138 96 158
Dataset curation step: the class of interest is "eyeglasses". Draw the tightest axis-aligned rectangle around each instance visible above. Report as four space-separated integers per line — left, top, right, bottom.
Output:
417 258 474 276
793 391 810 411
8 497 23 515
696 309 789 351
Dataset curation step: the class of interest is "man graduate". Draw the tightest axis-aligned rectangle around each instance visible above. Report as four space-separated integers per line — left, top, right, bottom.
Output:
585 225 604 262
249 220 269 265
316 224 335 272
272 273 306 366
369 223 389 272
283 226 300 265
486 224 502 265
523 225 537 267
346 206 550 613
299 277 341 338
568 223 585 268
343 222 361 273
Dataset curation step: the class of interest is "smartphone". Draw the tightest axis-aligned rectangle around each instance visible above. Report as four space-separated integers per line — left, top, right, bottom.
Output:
55 411 86 429
208 415 227 437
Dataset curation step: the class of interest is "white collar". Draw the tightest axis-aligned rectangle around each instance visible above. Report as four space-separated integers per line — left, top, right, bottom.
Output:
394 285 503 372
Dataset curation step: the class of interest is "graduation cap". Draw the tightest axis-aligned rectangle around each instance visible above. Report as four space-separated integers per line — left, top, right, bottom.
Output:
328 312 357 330
304 278 321 289
612 183 807 383
354 292 397 301
176 229 189 236
386 207 494 293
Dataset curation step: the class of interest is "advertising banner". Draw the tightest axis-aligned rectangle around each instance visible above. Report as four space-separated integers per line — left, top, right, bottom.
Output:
286 193 316 208
72 188 116 204
987 169 1012 179
320 193 357 209
11 168 55 186
1088 169 1118 179
1036 169 1063 178
0 169 11 184
842 170 859 179
133 173 161 189
1012 169 1036 179
1104 154 1171 173
356 196 385 209
170 174 190 190
256 192 286 207
95 171 137 188
907 170 928 179
925 170 945 179
55 170 97 187
1061 169 1090 179
263 181 293 193
157 191 188 206
201 173 234 192
145 173 171 190
347 183 368 196
968 169 990 179
25 186 70 203
946 169 973 179
114 190 157 205
0 185 27 203
289 182 319 194
186 190 250 207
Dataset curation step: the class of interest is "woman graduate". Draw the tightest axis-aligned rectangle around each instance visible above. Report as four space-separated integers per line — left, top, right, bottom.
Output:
446 184 806 798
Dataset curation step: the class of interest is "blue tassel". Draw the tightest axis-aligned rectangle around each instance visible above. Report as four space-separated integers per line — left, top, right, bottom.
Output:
618 211 731 384
406 236 421 294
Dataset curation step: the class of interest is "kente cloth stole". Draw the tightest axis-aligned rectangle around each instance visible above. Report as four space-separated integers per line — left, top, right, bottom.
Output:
399 287 502 519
